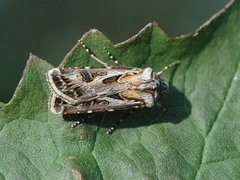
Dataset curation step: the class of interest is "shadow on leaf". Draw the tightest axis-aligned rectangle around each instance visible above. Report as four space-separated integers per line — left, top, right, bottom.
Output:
63 85 191 132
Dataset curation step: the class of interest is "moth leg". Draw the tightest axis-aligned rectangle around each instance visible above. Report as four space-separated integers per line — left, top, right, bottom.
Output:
79 40 110 68
71 118 85 128
106 119 123 135
106 110 134 135
103 47 119 65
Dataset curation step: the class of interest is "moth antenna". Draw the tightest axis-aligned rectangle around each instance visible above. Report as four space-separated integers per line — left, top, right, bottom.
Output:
103 47 119 65
157 60 180 76
79 40 110 68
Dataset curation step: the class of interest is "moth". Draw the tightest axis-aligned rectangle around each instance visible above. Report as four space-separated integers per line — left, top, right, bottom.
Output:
47 40 179 133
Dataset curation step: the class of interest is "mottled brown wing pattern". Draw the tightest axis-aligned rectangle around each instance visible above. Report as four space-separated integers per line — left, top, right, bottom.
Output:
49 93 141 114
47 67 146 114
47 68 99 101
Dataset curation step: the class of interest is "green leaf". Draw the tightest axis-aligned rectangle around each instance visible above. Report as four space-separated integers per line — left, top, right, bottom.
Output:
1 0 240 179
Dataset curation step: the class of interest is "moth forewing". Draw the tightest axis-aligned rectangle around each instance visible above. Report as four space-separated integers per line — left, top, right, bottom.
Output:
47 68 78 104
48 93 64 114
47 66 167 114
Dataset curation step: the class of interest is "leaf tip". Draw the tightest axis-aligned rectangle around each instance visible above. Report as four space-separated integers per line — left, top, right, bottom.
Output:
27 53 53 67
115 22 157 46
5 53 52 106
79 28 103 41
26 53 41 66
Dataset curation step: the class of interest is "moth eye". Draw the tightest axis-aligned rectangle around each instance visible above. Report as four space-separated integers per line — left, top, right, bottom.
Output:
97 71 107 76
98 100 109 106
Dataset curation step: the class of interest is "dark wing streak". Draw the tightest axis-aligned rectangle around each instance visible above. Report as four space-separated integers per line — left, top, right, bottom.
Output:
48 68 138 106
51 95 142 114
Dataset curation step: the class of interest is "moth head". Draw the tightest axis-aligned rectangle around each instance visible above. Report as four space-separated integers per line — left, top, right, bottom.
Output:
156 76 169 96
155 60 180 96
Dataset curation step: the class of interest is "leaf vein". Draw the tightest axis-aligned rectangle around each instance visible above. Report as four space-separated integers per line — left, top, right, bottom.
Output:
194 58 240 180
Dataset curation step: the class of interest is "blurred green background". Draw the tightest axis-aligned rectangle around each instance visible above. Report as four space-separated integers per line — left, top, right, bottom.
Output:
0 0 229 103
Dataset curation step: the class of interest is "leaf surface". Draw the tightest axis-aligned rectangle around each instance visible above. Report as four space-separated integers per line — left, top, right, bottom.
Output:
0 1 240 179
